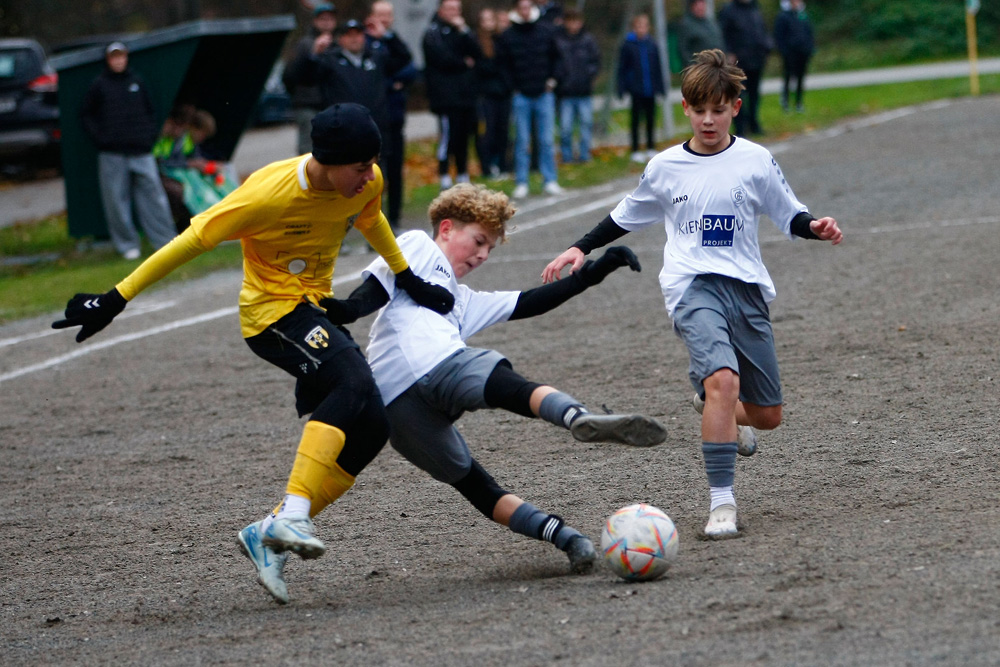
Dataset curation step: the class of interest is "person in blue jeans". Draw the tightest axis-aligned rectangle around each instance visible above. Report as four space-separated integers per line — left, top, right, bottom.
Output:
617 14 666 163
555 8 600 163
497 0 563 198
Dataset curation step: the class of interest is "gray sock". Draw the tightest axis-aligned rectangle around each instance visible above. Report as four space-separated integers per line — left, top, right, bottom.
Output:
702 441 738 487
509 502 581 551
538 392 587 429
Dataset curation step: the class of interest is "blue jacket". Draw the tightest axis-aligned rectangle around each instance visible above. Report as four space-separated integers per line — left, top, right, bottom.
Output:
617 33 665 98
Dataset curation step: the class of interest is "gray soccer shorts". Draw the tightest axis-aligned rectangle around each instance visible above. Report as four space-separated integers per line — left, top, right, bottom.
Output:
671 273 783 407
385 348 506 484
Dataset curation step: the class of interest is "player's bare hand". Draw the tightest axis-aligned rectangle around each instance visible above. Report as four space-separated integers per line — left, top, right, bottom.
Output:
542 247 585 283
811 217 843 245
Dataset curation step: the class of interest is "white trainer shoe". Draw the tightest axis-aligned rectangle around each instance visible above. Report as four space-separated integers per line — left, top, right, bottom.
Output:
237 520 289 604
263 515 326 559
630 151 647 163
543 181 564 195
512 183 529 198
704 504 739 539
570 413 667 447
692 393 758 457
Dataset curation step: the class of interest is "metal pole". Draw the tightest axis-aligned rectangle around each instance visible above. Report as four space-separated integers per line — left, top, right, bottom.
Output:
652 0 674 139
966 7 980 96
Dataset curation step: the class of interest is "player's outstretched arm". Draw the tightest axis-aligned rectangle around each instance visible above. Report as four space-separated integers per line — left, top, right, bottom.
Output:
394 268 454 314
319 275 390 325
51 288 128 343
513 246 641 321
811 217 843 245
542 214 631 284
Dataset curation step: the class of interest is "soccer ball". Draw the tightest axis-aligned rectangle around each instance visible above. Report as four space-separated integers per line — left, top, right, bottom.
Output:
600 503 679 582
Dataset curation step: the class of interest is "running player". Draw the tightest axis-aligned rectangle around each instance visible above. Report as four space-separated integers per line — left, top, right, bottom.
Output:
542 49 843 539
52 103 454 604
320 183 668 572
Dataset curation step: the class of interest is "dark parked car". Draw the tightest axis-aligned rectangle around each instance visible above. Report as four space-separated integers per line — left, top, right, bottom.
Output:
0 38 60 173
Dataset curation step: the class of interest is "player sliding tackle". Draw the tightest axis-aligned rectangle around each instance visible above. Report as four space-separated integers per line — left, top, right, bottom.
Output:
543 49 842 540
52 104 455 605
321 183 668 577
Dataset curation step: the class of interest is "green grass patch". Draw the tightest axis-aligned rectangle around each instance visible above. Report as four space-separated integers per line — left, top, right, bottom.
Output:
4 73 999 324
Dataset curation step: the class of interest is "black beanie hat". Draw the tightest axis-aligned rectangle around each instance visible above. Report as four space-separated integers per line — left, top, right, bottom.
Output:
311 103 382 165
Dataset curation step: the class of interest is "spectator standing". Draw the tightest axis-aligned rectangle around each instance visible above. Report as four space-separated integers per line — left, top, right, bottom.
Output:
79 42 176 260
718 0 772 135
774 0 815 113
283 3 338 155
617 13 666 163
423 0 481 191
367 0 418 231
554 8 600 164
474 8 512 179
497 0 563 199
676 0 725 64
535 0 563 25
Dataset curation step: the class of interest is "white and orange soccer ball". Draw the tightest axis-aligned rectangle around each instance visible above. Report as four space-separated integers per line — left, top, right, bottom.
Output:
600 503 679 581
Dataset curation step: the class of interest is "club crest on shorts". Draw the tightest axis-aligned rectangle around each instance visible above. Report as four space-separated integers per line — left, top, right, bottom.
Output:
731 185 747 207
304 325 330 349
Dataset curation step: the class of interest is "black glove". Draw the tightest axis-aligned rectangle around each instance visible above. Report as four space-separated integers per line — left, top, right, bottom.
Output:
318 297 362 325
394 267 454 315
51 288 128 343
578 246 641 286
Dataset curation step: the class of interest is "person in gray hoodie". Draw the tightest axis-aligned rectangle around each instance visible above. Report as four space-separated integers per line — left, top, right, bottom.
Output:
676 0 725 64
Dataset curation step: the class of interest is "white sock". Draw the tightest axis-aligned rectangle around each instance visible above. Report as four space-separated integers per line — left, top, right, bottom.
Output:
709 486 736 511
274 493 312 521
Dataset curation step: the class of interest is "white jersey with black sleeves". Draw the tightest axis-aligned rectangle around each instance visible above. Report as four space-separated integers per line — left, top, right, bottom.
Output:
362 230 520 404
610 137 807 317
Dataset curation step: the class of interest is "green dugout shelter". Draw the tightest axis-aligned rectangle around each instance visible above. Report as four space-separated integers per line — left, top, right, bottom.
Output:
50 15 295 240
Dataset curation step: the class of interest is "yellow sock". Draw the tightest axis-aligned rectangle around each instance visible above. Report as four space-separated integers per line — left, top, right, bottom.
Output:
284 421 356 518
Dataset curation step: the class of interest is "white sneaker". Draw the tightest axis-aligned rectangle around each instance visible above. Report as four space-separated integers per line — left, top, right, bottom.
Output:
543 181 564 196
630 151 647 164
262 515 326 559
691 393 757 457
123 248 141 260
512 183 529 199
704 504 739 539
440 174 454 190
237 520 289 604
456 172 470 184
645 149 659 160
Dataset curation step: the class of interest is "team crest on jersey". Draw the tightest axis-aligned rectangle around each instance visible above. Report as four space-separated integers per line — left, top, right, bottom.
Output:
345 213 360 231
731 186 747 207
304 325 330 349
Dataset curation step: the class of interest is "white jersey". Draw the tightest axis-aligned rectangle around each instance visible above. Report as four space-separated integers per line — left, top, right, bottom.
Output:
611 137 807 317
363 230 520 404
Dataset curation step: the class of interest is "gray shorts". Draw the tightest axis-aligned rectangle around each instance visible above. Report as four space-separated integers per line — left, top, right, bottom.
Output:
385 348 506 484
672 274 782 407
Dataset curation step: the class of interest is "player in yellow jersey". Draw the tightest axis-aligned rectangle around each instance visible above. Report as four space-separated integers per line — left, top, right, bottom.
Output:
53 103 454 605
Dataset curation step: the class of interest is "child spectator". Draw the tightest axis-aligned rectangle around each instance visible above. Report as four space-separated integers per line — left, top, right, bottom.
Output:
617 14 666 163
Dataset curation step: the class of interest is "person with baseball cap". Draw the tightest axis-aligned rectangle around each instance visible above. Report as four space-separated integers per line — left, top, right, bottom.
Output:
52 102 455 605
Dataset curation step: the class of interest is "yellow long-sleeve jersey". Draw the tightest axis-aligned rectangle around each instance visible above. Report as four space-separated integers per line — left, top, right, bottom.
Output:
116 155 407 337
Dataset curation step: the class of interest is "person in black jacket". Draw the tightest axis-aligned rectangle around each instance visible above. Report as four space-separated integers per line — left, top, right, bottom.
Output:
367 1 418 231
617 13 666 162
774 0 815 113
474 7 512 179
282 3 338 156
555 8 600 164
79 42 176 260
497 0 564 198
718 0 772 135
422 0 481 191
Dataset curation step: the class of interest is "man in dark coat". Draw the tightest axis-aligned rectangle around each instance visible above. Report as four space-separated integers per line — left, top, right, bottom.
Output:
554 8 600 163
774 0 815 112
283 3 338 155
422 0 481 190
718 0 772 135
79 42 175 259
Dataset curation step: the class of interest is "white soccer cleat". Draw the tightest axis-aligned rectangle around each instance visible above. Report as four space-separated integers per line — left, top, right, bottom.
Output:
237 520 290 604
692 393 758 457
263 515 326 560
570 413 667 448
703 504 739 539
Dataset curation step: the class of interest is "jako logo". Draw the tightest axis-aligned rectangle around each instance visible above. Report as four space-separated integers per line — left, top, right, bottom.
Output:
434 263 452 279
672 194 688 204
